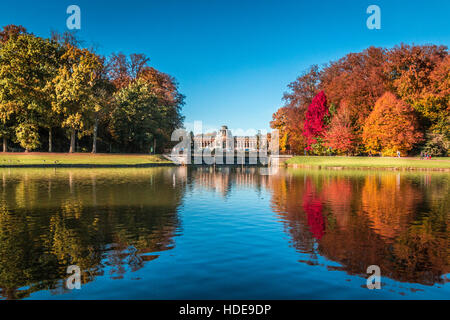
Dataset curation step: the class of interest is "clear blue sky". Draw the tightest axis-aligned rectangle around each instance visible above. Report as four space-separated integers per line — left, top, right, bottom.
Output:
1 0 449 133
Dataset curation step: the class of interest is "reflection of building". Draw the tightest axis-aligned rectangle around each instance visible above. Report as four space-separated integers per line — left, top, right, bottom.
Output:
193 125 262 151
192 167 269 196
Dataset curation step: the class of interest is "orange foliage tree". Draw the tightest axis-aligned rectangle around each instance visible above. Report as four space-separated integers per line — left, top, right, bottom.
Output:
270 106 305 154
384 44 448 135
414 55 450 137
384 44 447 103
320 47 388 130
363 92 423 156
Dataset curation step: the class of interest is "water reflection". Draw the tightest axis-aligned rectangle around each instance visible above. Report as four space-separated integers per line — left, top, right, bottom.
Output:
0 167 448 299
188 167 270 196
270 169 449 286
0 168 186 299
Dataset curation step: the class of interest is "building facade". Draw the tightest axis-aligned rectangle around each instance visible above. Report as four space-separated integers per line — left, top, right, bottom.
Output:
193 126 262 152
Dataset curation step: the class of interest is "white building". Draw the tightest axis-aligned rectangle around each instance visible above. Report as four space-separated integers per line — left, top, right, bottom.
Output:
193 125 262 152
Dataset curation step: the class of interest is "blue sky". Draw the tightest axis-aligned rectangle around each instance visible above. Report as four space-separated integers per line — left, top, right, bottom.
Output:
1 0 449 133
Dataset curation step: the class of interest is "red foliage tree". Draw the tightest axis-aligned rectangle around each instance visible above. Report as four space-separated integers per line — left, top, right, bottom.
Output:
302 91 329 149
0 25 27 43
324 106 356 154
302 179 325 240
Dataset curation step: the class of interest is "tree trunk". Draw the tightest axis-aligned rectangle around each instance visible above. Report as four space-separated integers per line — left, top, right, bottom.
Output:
92 116 98 153
48 128 53 153
153 138 156 154
69 130 76 153
2 137 6 153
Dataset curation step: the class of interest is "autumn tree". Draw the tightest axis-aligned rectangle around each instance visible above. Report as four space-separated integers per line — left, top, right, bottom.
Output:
324 106 356 155
0 25 27 151
0 33 60 151
107 53 184 153
303 91 329 152
52 44 104 153
270 107 290 153
270 66 321 154
363 92 423 156
53 32 115 153
414 55 450 138
385 44 447 102
274 44 448 156
0 24 185 154
139 67 185 150
15 123 40 151
321 47 388 129
0 24 26 43
108 53 149 90
283 65 321 111
421 132 449 156
384 44 448 134
270 106 306 154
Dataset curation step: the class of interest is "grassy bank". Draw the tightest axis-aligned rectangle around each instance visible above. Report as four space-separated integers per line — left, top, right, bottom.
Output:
0 153 173 167
285 156 450 170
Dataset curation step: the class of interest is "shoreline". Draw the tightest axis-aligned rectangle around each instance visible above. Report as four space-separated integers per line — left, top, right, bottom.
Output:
285 164 450 172
1 154 449 171
1 163 449 171
284 156 450 171
0 163 177 169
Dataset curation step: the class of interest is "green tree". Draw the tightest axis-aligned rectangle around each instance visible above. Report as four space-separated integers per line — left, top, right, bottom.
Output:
109 79 160 152
90 69 115 153
139 67 184 151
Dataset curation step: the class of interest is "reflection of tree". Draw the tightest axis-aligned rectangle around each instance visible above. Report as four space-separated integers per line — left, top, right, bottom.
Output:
302 179 325 240
0 168 185 299
269 173 315 254
270 170 449 285
361 175 417 240
390 176 450 285
321 177 353 229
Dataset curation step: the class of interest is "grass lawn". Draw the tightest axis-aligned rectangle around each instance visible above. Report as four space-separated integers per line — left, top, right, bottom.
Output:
285 156 450 170
0 153 173 166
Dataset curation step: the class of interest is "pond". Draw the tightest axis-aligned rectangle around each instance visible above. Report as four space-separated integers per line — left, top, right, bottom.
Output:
0 167 448 299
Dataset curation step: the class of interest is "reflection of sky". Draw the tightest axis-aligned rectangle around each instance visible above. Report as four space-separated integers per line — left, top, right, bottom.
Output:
27 170 449 300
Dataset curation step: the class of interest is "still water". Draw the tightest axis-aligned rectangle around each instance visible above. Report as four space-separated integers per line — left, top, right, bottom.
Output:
0 167 448 299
